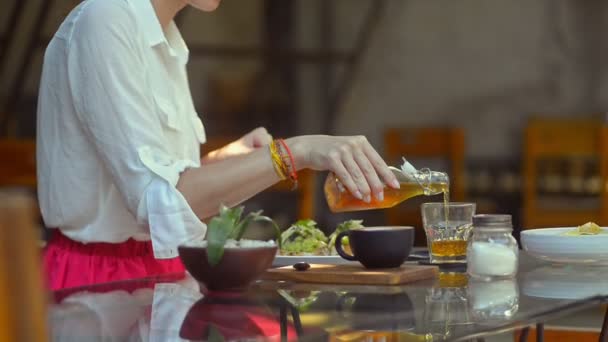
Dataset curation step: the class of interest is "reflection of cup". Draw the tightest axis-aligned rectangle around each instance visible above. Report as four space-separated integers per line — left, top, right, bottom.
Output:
336 292 415 331
468 279 519 323
334 227 414 268
421 203 476 264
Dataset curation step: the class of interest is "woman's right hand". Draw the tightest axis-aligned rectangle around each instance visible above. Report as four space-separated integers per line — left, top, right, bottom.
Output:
286 135 400 203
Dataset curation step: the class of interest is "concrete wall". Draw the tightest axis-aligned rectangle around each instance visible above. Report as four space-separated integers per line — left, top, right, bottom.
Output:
332 0 608 159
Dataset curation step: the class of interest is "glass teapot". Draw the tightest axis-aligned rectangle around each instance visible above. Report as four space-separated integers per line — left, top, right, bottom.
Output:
324 159 450 213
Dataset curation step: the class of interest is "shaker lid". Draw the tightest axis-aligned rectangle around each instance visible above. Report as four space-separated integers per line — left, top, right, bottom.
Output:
473 214 512 229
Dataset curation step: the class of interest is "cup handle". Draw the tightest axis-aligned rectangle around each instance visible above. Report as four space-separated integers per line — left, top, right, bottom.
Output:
334 231 357 261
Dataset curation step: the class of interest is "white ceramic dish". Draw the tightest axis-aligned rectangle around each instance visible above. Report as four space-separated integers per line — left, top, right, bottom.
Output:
521 227 608 265
272 255 356 267
522 265 608 300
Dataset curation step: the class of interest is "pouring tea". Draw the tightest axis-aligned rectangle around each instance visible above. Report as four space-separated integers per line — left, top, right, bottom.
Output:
324 159 450 212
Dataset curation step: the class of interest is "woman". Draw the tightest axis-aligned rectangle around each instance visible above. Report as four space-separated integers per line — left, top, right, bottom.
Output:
37 0 400 290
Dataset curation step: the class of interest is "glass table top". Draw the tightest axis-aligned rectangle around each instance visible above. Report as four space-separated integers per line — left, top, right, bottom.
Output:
48 252 608 341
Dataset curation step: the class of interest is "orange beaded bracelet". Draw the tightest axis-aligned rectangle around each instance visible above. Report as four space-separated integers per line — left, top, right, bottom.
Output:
278 139 298 190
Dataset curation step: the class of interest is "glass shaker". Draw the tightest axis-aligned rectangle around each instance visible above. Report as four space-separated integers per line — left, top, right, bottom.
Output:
467 214 518 281
324 158 450 213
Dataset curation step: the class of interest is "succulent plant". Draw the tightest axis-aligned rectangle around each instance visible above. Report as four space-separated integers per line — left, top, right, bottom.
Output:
206 205 281 266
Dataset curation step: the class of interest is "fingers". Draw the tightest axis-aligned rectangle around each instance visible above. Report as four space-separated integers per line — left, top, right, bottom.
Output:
353 150 385 201
328 157 364 201
249 127 272 148
341 152 373 203
362 139 400 189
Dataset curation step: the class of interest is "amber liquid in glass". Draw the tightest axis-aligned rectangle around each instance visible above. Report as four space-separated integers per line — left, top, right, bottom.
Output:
430 240 467 257
325 175 450 213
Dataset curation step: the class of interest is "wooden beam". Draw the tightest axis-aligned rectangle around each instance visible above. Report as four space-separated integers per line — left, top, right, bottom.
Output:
1 0 56 136
0 0 30 78
320 0 334 132
34 38 353 64
188 45 353 64
325 0 387 133
262 0 297 136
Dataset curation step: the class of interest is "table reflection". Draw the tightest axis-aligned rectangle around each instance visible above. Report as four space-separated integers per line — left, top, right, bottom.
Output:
180 291 297 341
47 253 608 342
522 265 608 300
50 276 201 341
422 270 521 339
423 271 471 340
50 277 305 341
468 279 519 323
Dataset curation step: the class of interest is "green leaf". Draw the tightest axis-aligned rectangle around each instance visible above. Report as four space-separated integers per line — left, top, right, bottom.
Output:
224 205 244 237
206 324 226 342
206 215 232 267
252 214 282 250
233 210 261 240
206 205 282 266
293 219 317 228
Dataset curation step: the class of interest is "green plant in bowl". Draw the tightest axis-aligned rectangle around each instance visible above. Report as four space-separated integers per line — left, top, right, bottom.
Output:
178 205 282 291
206 205 281 266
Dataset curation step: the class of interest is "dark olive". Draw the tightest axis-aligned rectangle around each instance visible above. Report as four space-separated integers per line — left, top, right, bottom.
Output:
293 262 310 271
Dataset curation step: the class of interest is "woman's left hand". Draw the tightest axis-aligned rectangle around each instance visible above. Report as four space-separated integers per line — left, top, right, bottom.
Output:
239 127 272 149
203 127 272 163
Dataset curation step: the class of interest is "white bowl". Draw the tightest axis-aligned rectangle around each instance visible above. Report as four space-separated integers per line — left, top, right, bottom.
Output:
521 227 608 265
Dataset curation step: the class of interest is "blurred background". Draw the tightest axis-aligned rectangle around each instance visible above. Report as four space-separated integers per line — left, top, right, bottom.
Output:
2 0 608 243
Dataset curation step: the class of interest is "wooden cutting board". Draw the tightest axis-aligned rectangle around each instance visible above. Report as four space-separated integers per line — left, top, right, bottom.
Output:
263 264 438 285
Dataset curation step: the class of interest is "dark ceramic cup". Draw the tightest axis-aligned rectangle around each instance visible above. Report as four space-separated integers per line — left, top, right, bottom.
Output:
334 226 414 268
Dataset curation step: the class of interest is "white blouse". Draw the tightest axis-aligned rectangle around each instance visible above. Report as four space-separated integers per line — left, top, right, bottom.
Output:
36 0 206 258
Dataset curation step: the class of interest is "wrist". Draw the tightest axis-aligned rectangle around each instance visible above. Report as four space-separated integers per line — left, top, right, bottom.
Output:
283 136 308 171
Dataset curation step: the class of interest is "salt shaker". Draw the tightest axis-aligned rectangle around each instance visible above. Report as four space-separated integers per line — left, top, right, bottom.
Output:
467 214 518 281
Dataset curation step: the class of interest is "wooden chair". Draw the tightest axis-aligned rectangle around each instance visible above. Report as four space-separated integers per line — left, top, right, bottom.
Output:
0 139 37 188
202 136 316 220
384 127 466 246
0 139 41 237
523 118 608 228
0 190 49 342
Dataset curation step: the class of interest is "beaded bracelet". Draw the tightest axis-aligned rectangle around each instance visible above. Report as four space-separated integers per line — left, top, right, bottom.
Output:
277 139 298 190
269 140 287 180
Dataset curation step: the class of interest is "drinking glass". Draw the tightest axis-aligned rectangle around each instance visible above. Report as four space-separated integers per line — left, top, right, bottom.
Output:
421 202 476 264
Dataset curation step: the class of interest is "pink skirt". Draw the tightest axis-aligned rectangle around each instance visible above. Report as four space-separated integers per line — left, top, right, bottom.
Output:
43 230 185 291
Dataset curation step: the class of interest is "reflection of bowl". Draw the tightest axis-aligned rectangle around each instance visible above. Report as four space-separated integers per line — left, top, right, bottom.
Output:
179 292 296 341
178 246 277 291
522 265 608 300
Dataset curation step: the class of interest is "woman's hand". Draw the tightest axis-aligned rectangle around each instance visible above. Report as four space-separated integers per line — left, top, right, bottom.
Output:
286 135 400 203
203 127 271 163
240 127 272 149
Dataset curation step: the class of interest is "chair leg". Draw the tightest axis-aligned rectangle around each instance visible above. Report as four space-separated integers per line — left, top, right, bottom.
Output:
599 305 608 342
280 302 288 342
290 306 304 336
519 327 530 342
536 323 544 342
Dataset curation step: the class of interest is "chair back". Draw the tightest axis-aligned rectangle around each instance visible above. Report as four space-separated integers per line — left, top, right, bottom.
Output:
523 117 608 228
0 190 49 342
